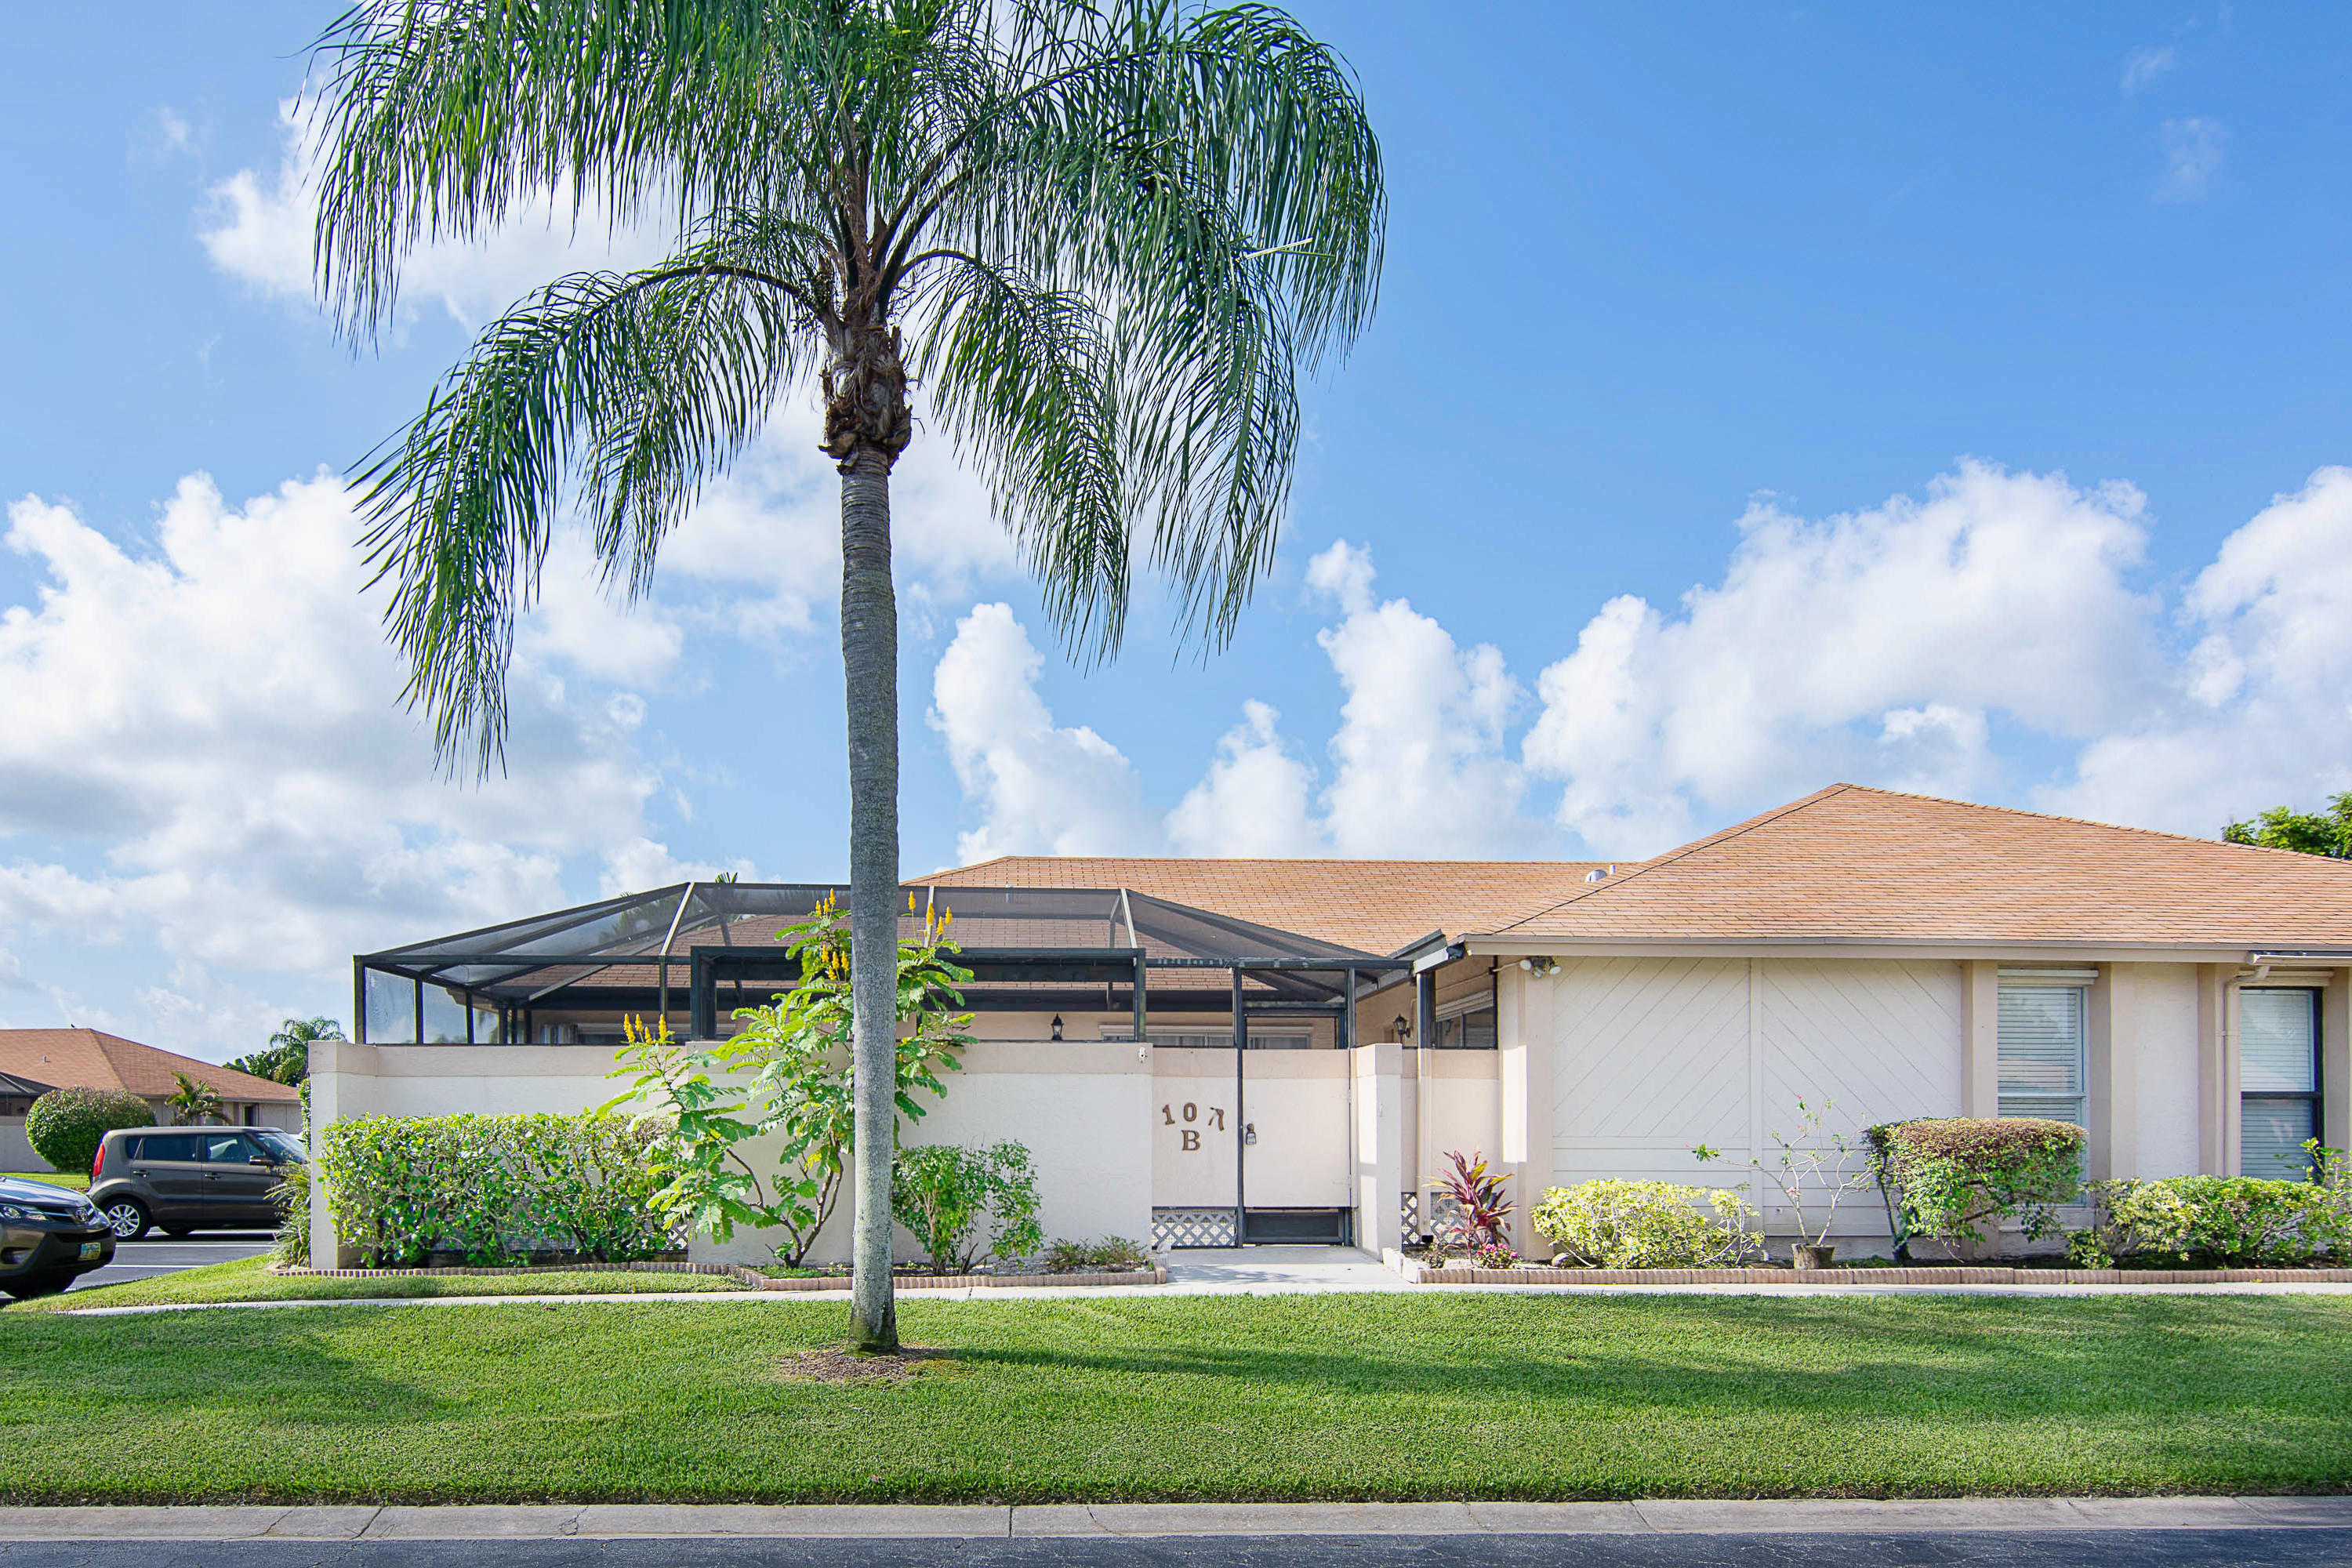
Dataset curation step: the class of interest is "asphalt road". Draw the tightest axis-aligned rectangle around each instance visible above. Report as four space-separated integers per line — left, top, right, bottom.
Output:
70 1233 274 1292
0 1533 2348 1567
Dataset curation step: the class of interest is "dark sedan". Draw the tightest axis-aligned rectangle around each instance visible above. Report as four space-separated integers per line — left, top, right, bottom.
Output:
0 1175 114 1300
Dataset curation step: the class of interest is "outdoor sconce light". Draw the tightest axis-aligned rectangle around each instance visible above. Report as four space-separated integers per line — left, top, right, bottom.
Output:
1518 956 1563 978
1050 1014 1064 1041
1392 1014 1410 1044
1243 1123 1258 1145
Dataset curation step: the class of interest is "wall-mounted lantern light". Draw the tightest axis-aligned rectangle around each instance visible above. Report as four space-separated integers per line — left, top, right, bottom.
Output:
1050 1014 1065 1041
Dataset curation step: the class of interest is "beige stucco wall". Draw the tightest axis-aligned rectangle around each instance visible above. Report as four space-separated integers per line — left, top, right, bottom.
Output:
2130 963 2203 1178
309 1037 1158 1267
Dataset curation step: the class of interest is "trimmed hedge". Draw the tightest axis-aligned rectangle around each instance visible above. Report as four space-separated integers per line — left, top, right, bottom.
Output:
24 1087 154 1174
1867 1117 2084 1255
2076 1172 2352 1268
318 1112 678 1267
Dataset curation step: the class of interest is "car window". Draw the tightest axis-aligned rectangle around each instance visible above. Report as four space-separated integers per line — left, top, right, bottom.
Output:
137 1134 205 1162
251 1129 306 1162
202 1134 256 1163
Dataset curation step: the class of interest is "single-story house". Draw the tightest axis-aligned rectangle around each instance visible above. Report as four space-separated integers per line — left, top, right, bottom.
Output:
0 1029 303 1171
313 783 2352 1263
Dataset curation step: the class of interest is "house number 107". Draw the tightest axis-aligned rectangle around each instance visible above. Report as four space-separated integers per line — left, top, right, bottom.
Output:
1161 1102 1226 1150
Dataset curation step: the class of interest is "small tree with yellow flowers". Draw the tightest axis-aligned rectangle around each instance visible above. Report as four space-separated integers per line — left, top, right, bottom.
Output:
606 893 971 1265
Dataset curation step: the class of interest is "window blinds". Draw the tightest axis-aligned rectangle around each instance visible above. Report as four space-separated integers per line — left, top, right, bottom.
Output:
2240 988 2319 1179
1997 984 2085 1123
2240 989 2318 1094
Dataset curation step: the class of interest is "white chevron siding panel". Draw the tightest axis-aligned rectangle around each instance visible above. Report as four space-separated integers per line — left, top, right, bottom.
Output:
1759 960 1962 1142
1552 958 1752 1181
1547 957 1965 1202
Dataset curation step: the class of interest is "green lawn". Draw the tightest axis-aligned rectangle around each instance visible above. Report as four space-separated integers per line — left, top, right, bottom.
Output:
5 1257 748 1313
3 1294 2350 1503
1 1172 86 1190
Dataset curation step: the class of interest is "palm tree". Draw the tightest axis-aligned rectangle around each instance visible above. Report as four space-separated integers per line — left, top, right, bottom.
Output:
312 0 1384 1351
168 1073 226 1127
230 1016 344 1087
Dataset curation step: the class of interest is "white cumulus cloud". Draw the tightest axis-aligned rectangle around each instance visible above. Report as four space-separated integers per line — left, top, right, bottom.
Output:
1167 702 1324 857
0 472 657 984
2053 466 2352 833
1308 542 1529 856
928 603 1159 863
201 97 673 325
1523 462 2158 856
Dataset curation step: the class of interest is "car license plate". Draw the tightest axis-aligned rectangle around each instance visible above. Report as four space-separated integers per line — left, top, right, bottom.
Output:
78 1243 103 1261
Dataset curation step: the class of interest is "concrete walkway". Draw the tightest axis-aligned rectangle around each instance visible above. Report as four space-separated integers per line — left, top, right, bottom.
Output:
49 1245 2352 1313
2 1497 2351 1541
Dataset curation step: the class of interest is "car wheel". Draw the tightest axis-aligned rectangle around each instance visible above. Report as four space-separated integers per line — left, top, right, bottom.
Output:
2 1269 73 1301
99 1198 151 1241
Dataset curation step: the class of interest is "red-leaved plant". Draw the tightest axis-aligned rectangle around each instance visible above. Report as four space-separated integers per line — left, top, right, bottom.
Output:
1438 1149 1515 1248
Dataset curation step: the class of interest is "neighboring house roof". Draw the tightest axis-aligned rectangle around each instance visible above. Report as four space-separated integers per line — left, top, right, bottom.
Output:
1484 783 2352 949
918 856 1613 955
0 1029 299 1104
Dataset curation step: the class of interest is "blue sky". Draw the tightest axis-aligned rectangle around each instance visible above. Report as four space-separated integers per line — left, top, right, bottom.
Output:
2 4 2350 1058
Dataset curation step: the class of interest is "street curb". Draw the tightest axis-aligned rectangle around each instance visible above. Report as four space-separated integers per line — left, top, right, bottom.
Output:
1 1497 2349 1541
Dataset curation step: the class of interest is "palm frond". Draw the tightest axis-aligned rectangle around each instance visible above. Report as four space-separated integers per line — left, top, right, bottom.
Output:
354 210 822 771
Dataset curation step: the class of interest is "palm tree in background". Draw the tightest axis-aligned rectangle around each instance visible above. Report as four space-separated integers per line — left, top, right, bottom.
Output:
229 1016 343 1087
312 0 1384 1350
168 1073 227 1127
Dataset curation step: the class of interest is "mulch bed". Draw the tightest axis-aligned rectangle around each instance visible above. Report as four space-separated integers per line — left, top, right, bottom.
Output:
1399 1258 2352 1286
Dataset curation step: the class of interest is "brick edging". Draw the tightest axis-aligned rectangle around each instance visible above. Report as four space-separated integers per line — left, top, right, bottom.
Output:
268 1261 1167 1290
1394 1260 2352 1286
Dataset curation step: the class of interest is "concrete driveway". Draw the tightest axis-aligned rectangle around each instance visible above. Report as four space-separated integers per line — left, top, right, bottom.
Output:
70 1233 274 1293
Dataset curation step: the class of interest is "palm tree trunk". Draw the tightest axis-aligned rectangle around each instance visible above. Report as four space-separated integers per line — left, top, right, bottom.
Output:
839 446 900 1353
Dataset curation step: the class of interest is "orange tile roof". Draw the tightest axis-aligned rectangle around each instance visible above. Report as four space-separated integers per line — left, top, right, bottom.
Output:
0 1029 299 1103
1486 783 2352 949
916 856 1613 955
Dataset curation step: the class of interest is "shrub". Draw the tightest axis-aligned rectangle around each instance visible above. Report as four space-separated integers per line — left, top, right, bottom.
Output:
891 1141 1044 1272
24 1087 153 1175
1433 1149 1513 1247
1867 1118 2083 1256
604 896 971 1265
318 1112 677 1267
1472 1240 1520 1269
1761 1098 1872 1251
1044 1236 1150 1272
270 1160 310 1266
1532 1180 1761 1269
2082 1171 2352 1268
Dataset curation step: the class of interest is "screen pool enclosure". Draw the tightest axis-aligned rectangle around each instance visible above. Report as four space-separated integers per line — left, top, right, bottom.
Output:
354 881 1413 1048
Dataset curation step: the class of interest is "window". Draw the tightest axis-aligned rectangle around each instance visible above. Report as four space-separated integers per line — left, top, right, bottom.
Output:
133 1134 205 1163
1434 1007 1497 1050
252 1129 307 1163
1997 982 2086 1126
2241 988 2321 1180
202 1134 256 1163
